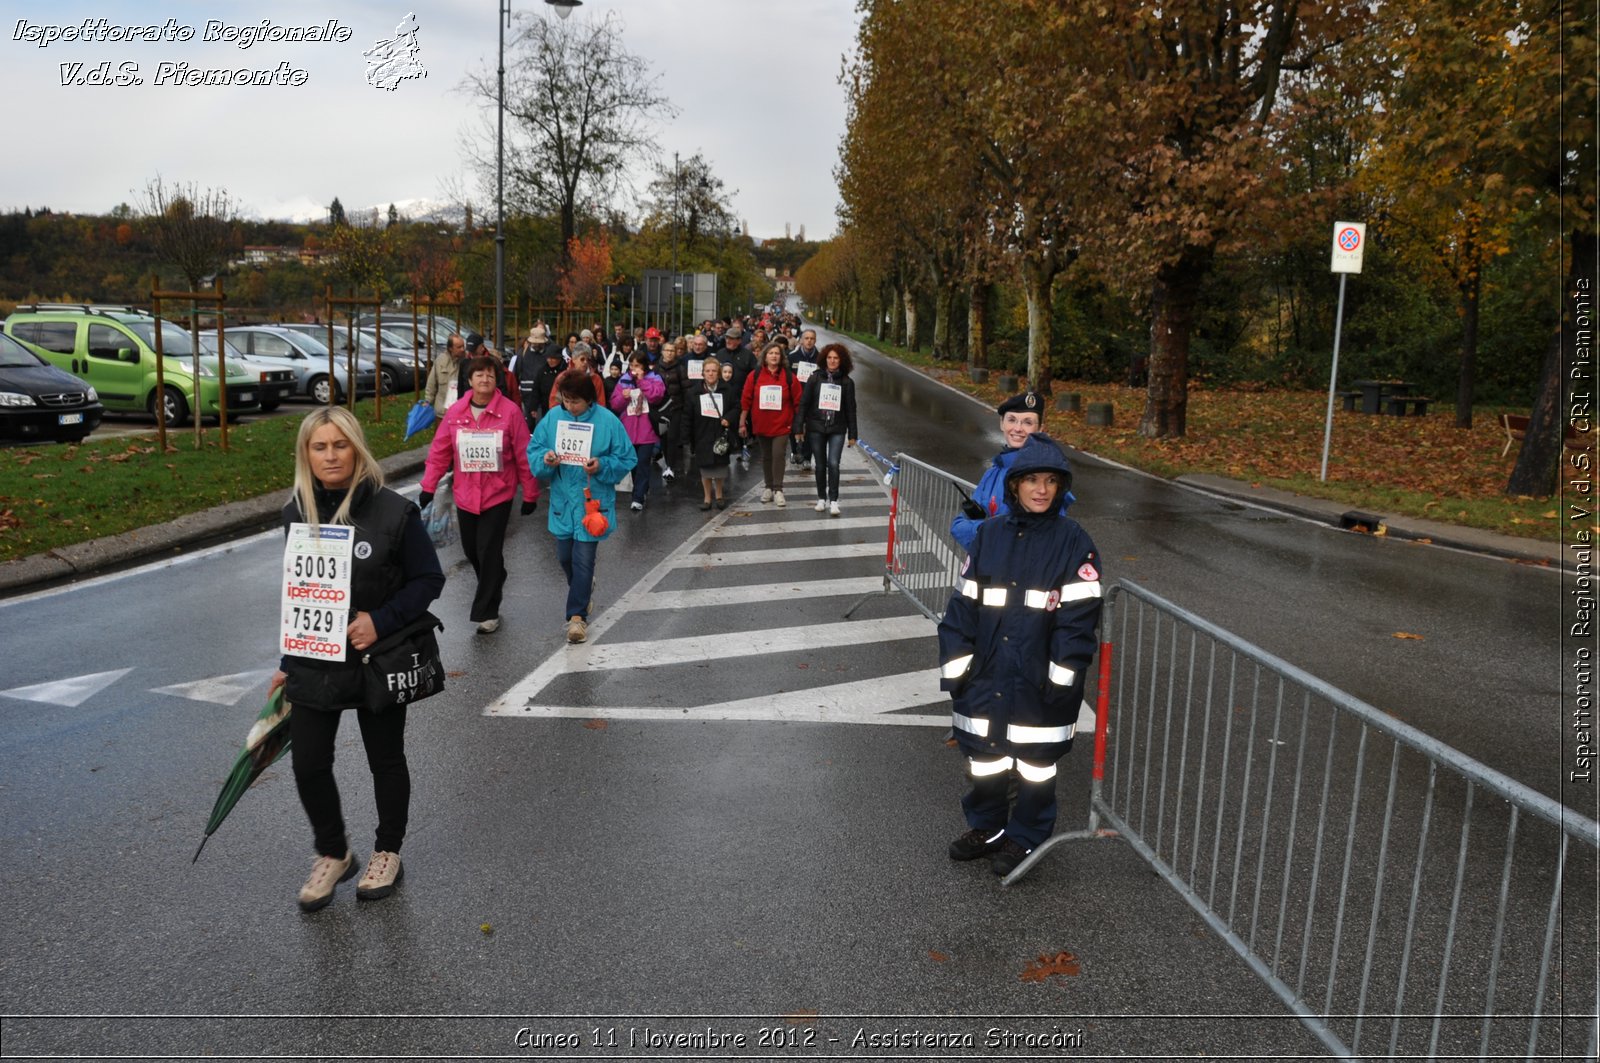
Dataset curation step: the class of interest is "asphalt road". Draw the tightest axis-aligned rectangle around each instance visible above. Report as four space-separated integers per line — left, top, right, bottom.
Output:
0 316 1589 1060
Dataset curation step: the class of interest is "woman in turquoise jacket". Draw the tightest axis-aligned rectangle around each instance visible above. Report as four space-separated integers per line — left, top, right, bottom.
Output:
526 372 636 644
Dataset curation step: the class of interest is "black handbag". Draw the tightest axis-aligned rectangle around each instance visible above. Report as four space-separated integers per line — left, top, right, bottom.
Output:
360 611 445 712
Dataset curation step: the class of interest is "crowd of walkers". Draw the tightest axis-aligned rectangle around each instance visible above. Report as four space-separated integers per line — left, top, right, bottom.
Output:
412 310 858 640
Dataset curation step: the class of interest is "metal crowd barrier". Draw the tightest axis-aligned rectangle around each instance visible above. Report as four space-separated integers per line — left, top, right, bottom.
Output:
845 443 972 623
851 449 1597 1057
1012 580 1598 1061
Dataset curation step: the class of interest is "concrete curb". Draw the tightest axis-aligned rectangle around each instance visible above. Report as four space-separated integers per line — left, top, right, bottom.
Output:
1172 474 1563 566
0 445 431 596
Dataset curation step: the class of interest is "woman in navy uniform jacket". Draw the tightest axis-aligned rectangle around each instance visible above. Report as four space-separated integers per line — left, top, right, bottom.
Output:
936 433 1102 875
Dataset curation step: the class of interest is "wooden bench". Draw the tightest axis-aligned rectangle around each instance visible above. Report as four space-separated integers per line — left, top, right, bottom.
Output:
1500 412 1595 457
1385 395 1432 416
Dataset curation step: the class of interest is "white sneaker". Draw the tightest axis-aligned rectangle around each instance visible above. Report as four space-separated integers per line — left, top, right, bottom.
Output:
760 488 774 504
356 850 403 901
829 501 841 516
630 501 644 511
814 499 827 512
662 467 675 482
476 617 500 633
298 851 356 912
774 490 786 507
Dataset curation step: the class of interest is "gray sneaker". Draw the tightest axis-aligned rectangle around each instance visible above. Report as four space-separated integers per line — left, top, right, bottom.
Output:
357 850 403 901
298 851 357 912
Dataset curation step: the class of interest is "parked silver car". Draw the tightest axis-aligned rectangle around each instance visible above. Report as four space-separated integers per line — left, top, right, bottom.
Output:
223 326 378 404
195 334 299 411
274 323 409 394
359 314 463 357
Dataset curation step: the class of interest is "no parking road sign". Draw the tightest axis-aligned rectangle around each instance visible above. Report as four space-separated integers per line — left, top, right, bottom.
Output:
1331 221 1366 273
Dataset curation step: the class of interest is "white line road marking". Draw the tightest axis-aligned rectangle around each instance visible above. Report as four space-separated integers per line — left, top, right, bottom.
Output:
542 615 930 676
151 669 276 706
490 670 951 726
1 669 134 707
700 516 886 537
639 576 890 611
677 542 927 567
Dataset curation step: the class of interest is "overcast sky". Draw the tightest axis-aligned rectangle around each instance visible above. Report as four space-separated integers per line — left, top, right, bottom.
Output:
0 0 856 238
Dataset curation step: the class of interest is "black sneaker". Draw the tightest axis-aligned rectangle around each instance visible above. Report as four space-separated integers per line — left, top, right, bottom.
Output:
948 828 1005 861
990 838 1032 876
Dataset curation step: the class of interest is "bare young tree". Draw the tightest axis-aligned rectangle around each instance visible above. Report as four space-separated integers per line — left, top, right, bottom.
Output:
461 9 674 265
642 153 738 252
137 175 238 292
136 176 238 446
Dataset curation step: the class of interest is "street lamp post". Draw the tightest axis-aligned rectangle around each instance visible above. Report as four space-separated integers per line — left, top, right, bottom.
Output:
496 1 583 356
495 0 509 354
671 151 679 337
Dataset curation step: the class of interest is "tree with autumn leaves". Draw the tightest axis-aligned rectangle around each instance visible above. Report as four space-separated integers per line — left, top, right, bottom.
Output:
834 0 1374 431
822 0 1586 495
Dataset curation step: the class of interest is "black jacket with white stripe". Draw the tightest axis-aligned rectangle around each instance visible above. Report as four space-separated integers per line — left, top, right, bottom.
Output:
936 505 1101 764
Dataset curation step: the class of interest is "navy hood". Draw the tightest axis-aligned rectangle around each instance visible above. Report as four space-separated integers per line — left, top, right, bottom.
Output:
1002 433 1073 516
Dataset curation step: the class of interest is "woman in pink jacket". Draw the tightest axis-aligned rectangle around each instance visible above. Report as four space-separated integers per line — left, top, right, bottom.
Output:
608 352 667 512
419 355 541 633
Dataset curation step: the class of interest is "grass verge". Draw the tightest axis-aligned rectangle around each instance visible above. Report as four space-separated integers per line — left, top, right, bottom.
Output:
0 401 422 563
842 330 1577 544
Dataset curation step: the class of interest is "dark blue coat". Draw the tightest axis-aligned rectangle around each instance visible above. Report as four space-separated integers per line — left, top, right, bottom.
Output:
936 508 1102 764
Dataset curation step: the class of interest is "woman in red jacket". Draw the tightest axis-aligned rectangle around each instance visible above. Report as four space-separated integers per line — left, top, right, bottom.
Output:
739 341 803 506
419 356 540 634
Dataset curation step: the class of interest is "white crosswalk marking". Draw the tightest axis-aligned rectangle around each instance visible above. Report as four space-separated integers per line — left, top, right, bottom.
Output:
571 616 930 673
151 670 276 706
487 451 953 726
695 516 885 537
639 576 887 611
676 542 921 567
1 669 133 708
497 672 951 725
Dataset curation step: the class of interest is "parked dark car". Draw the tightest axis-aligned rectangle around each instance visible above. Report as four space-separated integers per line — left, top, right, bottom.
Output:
0 330 104 444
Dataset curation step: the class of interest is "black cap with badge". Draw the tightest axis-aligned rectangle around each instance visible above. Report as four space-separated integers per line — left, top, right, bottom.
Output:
465 332 484 352
996 391 1043 418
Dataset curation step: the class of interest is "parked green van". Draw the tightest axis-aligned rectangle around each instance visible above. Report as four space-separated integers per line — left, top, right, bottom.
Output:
3 305 263 426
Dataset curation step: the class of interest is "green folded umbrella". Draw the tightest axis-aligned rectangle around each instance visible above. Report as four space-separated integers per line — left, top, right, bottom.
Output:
192 686 292 863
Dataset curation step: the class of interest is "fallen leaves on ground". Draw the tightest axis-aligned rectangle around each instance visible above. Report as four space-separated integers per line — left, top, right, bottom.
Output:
1393 632 1425 640
927 949 950 963
582 719 608 730
1019 951 1081 983
894 363 1566 540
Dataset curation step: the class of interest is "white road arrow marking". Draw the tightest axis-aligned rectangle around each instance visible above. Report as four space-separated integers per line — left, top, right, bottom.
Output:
151 670 276 706
1 669 133 708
